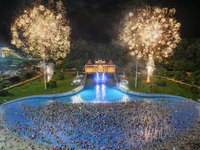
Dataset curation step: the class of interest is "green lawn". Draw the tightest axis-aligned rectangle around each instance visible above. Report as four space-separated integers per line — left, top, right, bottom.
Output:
0 58 39 65
1 74 199 104
9 58 24 65
0 73 78 104
128 76 200 101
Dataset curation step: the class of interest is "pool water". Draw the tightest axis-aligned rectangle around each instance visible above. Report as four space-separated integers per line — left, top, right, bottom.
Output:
0 75 200 149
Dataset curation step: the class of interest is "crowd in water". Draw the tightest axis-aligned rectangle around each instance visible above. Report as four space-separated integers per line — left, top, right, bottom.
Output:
4 99 199 149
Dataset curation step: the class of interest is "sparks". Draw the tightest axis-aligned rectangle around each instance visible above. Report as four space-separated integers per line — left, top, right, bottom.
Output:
121 6 181 81
11 0 71 60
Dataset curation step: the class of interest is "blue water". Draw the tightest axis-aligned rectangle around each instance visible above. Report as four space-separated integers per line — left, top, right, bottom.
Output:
1 76 200 149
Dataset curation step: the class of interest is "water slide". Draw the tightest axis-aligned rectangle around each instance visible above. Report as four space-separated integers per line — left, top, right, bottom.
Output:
14 52 28 59
1 47 41 60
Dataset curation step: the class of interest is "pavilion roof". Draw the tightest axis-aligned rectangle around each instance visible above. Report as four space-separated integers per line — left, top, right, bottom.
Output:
120 76 128 80
108 60 114 65
73 77 82 80
86 59 92 65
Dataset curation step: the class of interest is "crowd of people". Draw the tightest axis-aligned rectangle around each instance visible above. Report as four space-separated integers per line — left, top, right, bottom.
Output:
3 98 198 149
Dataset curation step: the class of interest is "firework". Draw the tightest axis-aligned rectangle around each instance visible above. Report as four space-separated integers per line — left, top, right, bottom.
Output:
121 6 181 82
46 63 54 82
11 0 71 60
146 53 155 82
11 0 70 91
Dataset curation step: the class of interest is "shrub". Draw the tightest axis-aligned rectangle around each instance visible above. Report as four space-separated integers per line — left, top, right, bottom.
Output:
47 80 57 89
166 71 175 77
0 81 7 89
154 79 167 87
25 71 36 79
0 90 9 97
154 68 167 76
190 86 199 95
150 85 158 93
174 71 185 80
8 76 20 84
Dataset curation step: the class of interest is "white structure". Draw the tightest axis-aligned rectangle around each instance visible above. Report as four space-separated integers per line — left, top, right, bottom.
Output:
4 70 19 78
118 73 129 86
71 74 84 85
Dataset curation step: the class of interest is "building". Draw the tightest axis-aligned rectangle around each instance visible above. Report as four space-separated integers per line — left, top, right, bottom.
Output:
72 73 84 85
4 70 19 78
24 66 34 71
84 59 116 74
118 72 129 86
56 60 63 65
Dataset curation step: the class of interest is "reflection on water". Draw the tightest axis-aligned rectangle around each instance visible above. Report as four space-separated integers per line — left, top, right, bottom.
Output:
102 84 106 100
94 84 106 102
96 84 100 101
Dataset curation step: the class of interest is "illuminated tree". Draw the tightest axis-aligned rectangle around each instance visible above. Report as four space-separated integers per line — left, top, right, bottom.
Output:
11 0 71 91
120 6 181 84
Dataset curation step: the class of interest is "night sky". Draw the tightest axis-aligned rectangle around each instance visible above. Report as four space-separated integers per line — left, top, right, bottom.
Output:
0 0 200 45
65 0 120 10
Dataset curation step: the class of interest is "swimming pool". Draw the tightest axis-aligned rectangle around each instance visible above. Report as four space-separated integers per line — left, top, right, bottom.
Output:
0 76 200 149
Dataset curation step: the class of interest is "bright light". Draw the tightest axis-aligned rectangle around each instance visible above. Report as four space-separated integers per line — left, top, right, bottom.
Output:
147 66 152 82
121 6 181 60
120 6 181 82
11 1 71 60
146 54 155 82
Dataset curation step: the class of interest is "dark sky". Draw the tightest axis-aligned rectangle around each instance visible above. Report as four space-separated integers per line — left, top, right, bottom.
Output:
65 0 120 10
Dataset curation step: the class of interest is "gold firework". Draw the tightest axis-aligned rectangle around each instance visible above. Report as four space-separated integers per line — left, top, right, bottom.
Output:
121 6 181 61
11 1 71 60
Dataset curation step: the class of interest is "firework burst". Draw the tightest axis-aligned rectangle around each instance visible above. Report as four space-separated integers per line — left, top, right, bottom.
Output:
11 0 70 91
120 6 181 81
11 1 71 60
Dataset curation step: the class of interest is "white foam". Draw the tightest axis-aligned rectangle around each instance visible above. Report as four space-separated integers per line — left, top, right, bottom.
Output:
121 95 130 103
71 95 84 103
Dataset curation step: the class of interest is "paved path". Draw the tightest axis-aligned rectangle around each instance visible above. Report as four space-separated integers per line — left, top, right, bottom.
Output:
3 74 43 90
159 76 200 89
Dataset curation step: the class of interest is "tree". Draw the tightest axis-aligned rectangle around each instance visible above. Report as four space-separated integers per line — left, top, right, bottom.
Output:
154 68 167 76
174 71 184 81
0 80 7 89
8 76 20 84
0 61 6 77
47 80 57 89
154 79 167 87
18 69 27 79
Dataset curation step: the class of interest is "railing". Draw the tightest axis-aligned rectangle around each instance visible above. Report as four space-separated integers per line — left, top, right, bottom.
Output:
117 83 190 101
